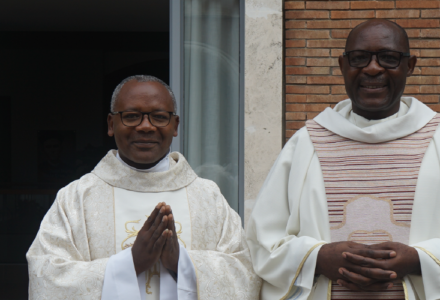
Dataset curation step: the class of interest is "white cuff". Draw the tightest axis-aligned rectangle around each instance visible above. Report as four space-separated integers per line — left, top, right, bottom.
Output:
101 248 141 300
177 245 197 299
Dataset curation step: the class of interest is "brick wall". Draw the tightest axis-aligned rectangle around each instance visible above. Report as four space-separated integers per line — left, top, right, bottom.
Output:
285 0 440 142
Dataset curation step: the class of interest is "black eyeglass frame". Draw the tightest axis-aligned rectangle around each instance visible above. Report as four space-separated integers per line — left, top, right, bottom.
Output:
110 110 176 127
343 50 411 69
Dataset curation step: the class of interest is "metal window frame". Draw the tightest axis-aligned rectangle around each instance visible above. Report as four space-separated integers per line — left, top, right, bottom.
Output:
169 0 245 225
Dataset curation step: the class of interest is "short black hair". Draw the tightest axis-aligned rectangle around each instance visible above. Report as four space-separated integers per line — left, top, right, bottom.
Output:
345 19 410 52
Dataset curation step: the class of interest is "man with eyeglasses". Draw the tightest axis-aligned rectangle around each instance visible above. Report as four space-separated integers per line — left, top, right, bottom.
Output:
247 19 440 299
27 75 261 300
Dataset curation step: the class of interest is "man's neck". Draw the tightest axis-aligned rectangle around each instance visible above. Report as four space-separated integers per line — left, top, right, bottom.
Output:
118 152 169 171
352 101 400 120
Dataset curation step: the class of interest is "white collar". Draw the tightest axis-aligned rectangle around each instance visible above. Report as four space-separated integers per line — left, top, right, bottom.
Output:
314 97 436 143
116 151 170 173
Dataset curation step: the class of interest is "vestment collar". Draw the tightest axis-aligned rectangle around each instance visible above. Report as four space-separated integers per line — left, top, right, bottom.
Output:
92 150 198 192
314 97 437 143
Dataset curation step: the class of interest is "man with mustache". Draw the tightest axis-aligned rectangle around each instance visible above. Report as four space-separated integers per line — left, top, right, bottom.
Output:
27 75 261 299
247 19 440 299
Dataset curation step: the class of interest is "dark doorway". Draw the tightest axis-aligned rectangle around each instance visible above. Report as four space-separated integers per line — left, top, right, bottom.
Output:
0 2 169 299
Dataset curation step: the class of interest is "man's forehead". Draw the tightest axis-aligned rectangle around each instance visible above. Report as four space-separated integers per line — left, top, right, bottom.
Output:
116 81 173 108
346 21 405 51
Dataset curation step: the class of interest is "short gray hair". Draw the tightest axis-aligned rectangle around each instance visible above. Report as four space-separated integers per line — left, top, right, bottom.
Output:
110 75 177 113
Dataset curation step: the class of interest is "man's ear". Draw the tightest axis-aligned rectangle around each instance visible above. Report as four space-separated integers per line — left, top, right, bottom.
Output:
338 55 344 73
107 114 114 137
406 55 417 77
173 115 180 137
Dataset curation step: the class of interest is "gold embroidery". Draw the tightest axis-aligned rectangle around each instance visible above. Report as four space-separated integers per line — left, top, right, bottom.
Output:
402 280 409 300
175 221 186 248
121 219 141 250
327 279 332 300
146 262 160 294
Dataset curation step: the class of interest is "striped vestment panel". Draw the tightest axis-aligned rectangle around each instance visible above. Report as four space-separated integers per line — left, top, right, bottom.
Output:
306 114 440 300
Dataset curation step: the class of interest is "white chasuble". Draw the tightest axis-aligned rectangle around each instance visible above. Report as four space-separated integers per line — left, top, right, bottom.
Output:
247 98 440 300
27 150 261 300
113 187 192 300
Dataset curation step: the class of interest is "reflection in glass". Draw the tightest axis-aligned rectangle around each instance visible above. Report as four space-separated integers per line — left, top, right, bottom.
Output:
183 0 240 210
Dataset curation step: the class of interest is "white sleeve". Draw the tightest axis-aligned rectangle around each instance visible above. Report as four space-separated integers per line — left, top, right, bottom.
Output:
160 244 197 300
101 248 141 300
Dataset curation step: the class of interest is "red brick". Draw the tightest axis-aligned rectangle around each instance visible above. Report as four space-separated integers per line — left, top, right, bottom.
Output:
413 67 422 75
286 121 306 130
331 10 375 19
406 29 421 38
407 76 440 84
307 76 345 84
286 40 307 48
421 10 440 18
286 57 306 66
286 103 331 111
287 67 330 75
307 58 339 67
428 104 440 112
306 94 348 103
286 112 307 120
421 49 440 57
286 85 330 94
286 48 330 57
332 85 347 94
351 1 395 9
307 39 346 48
332 67 342 75
404 86 421 94
421 29 440 38
286 76 307 84
286 95 307 103
415 95 440 103
286 10 329 19
332 29 351 38
376 10 419 18
396 19 440 28
286 21 307 29
331 49 345 57
307 112 321 119
421 67 440 75
285 1 305 10
410 40 440 48
307 20 351 29
286 30 330 39
417 58 440 66
396 1 440 8
286 130 297 138
412 50 421 57
306 1 350 9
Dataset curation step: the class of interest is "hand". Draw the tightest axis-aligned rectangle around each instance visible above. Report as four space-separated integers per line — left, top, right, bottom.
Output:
132 202 169 276
338 242 420 291
160 206 180 274
316 241 396 284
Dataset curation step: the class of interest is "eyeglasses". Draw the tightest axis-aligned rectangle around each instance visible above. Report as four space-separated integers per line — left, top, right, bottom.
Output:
111 110 175 127
343 50 410 69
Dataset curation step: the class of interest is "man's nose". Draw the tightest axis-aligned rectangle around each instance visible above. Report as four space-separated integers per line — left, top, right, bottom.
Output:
136 114 157 132
362 55 385 76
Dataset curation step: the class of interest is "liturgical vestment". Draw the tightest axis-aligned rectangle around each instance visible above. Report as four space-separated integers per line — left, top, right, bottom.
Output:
247 97 440 300
27 151 261 299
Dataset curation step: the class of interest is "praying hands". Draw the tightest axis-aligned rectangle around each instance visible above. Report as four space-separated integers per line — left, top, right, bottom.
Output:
316 241 421 292
131 202 180 276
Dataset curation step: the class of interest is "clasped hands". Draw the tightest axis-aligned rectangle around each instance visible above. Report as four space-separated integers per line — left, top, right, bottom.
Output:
316 241 421 291
131 202 180 277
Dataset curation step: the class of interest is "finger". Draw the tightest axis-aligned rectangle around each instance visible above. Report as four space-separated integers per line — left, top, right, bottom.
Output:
339 268 375 287
164 205 172 215
151 205 168 231
347 265 397 280
150 215 169 242
347 248 396 259
343 252 394 268
142 202 165 231
153 228 169 252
